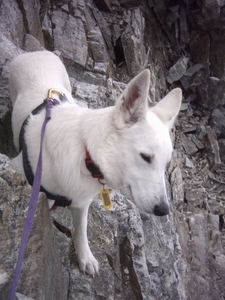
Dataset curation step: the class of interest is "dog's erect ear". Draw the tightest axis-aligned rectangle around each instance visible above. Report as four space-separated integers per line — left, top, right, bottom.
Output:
114 69 150 128
150 88 182 129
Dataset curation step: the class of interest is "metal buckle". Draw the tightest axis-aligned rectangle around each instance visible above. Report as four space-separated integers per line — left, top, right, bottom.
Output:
47 88 63 99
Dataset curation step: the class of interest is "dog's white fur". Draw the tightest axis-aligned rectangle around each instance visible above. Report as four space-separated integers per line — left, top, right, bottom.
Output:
10 51 182 276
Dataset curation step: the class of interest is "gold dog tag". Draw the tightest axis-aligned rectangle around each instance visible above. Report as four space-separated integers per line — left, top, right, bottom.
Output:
100 188 112 210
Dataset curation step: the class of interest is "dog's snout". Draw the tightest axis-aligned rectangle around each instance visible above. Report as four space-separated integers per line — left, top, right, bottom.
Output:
154 203 169 216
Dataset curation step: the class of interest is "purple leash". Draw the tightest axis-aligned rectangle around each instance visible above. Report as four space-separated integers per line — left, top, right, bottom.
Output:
8 98 60 300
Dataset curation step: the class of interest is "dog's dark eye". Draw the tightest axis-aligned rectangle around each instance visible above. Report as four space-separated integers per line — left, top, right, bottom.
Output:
140 153 152 164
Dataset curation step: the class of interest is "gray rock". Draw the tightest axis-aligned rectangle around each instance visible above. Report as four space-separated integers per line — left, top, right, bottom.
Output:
18 0 44 46
151 0 177 47
23 34 45 52
0 0 24 48
87 19 110 73
0 34 19 156
180 102 189 111
185 93 197 103
210 29 225 79
0 154 69 300
179 5 190 43
16 293 34 300
183 125 197 133
206 126 221 169
93 0 112 12
0 268 9 290
186 187 207 209
189 30 210 68
180 63 205 91
189 134 205 150
121 8 147 77
166 56 189 84
170 165 184 208
218 139 225 163
197 77 225 109
89 4 115 62
181 133 199 156
52 9 88 67
188 212 225 299
0 33 22 107
185 157 195 168
211 107 225 138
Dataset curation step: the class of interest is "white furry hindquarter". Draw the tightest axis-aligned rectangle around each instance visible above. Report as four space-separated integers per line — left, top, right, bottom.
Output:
10 51 75 151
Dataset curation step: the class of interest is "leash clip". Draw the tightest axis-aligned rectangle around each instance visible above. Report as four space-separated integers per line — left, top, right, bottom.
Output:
47 88 68 102
47 88 64 99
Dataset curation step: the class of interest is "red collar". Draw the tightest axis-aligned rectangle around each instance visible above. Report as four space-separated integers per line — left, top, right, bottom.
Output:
85 148 104 180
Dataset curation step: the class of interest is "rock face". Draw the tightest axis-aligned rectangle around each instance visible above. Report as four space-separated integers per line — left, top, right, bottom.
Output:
0 0 225 299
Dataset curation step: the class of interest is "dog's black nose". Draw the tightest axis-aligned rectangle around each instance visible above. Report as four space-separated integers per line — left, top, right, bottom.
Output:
154 203 169 216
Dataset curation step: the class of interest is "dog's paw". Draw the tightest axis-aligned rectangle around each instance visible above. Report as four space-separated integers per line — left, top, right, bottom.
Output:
77 249 99 276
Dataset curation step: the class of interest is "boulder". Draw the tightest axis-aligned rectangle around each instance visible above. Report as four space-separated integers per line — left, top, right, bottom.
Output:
166 57 189 84
0 154 69 300
197 77 225 109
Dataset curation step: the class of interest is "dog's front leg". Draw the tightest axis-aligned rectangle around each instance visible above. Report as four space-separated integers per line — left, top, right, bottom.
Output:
71 205 99 276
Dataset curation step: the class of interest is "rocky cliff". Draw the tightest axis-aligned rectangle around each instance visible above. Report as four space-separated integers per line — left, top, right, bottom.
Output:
0 0 225 299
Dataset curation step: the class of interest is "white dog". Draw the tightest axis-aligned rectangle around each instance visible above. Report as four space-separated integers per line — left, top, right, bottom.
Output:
10 51 181 276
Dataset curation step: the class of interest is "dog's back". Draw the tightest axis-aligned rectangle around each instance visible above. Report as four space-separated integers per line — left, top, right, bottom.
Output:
10 51 74 151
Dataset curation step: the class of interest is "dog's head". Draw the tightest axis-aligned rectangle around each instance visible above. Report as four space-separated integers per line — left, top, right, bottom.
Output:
99 69 182 216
